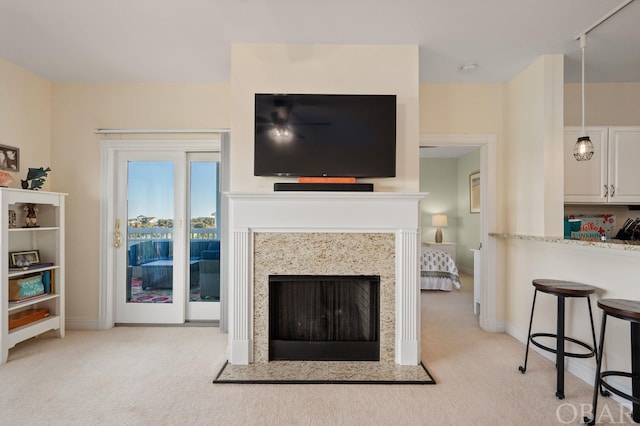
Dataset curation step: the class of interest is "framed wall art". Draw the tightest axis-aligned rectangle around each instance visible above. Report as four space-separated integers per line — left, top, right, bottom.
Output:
469 172 480 214
0 144 19 172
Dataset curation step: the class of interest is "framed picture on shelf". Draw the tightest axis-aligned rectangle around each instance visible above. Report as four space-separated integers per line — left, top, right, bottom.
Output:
9 249 40 268
469 172 480 214
0 144 19 172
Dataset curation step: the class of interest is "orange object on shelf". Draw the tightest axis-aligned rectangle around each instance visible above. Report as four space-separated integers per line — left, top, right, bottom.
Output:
8 308 50 330
297 177 356 184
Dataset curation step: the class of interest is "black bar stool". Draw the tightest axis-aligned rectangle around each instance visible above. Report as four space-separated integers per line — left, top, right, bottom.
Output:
519 279 598 400
586 299 640 425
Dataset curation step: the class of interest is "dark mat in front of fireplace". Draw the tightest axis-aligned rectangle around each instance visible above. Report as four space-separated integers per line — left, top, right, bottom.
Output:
213 360 436 385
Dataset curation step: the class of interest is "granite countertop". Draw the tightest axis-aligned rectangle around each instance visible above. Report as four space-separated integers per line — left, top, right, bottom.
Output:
489 233 640 252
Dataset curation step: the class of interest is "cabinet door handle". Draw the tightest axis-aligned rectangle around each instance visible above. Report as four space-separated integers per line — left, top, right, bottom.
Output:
114 219 122 249
603 185 608 197
610 185 615 197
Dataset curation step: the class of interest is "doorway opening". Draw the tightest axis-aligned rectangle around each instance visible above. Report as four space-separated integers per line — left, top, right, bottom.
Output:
419 135 498 333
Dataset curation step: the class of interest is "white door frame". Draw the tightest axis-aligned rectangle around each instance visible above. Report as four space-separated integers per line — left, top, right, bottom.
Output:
420 134 499 332
98 139 220 329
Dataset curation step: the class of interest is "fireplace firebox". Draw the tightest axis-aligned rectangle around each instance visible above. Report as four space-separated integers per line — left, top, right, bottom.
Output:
269 275 380 361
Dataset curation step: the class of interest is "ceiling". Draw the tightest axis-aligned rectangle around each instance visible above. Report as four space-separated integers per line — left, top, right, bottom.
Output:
0 0 638 84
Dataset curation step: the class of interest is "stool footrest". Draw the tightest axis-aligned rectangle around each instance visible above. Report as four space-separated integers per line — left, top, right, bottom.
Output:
530 333 596 359
600 371 640 405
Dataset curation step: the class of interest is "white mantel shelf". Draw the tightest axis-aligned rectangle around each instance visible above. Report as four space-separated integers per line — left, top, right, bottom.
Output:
225 191 428 366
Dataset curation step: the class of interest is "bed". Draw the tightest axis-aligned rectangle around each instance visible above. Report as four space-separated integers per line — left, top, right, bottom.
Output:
420 245 461 291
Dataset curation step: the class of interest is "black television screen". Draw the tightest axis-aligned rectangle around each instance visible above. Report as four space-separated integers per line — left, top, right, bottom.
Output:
254 94 396 177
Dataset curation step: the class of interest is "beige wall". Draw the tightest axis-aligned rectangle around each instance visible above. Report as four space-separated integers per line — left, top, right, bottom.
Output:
504 55 564 237
419 83 503 135
0 59 52 189
565 82 640 126
230 44 420 192
51 83 230 323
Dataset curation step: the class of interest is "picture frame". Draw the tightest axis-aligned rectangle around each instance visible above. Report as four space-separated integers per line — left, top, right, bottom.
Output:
9 250 41 268
469 172 480 214
0 144 19 172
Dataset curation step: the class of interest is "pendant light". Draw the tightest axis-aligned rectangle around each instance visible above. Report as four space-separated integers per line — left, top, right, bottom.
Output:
574 34 594 161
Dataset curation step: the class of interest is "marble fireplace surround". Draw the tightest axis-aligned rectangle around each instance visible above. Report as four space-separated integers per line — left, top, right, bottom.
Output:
226 192 425 365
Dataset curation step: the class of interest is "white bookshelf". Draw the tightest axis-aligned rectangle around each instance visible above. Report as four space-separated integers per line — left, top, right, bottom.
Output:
1 188 66 363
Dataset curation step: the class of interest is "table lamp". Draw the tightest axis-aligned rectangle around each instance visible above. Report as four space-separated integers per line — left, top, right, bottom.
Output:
432 214 448 243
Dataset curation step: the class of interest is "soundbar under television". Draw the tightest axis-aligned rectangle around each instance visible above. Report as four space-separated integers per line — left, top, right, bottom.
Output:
254 94 396 178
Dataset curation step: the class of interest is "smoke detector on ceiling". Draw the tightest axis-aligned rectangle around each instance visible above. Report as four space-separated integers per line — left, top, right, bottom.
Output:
459 62 478 73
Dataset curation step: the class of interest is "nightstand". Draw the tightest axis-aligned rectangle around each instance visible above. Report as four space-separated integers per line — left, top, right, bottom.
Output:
424 242 457 264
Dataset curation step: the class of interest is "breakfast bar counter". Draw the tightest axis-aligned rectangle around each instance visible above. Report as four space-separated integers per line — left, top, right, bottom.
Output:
490 233 640 253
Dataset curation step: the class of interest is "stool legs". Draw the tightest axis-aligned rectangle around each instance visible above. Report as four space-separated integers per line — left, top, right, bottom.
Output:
520 288 599 400
585 313 607 426
587 298 609 399
518 289 538 374
557 295 566 399
632 322 640 422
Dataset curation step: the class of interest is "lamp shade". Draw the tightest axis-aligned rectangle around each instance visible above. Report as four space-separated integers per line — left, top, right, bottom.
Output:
432 214 448 227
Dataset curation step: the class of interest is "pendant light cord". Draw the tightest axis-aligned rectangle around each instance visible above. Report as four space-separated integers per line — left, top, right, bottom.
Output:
580 34 586 136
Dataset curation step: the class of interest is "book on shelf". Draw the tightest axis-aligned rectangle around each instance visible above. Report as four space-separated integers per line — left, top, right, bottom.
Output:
9 292 51 305
9 308 50 330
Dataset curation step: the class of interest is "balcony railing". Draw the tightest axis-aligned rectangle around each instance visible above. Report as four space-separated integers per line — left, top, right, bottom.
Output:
127 227 217 247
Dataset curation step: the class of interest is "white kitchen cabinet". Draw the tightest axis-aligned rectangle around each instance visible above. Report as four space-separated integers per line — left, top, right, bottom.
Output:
1 189 66 363
565 126 640 204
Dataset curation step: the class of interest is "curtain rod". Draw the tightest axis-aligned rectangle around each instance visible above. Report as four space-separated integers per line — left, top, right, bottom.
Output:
94 128 230 135
577 0 635 39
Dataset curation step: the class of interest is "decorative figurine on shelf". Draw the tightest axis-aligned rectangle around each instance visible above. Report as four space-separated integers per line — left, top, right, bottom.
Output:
8 209 16 228
23 203 39 227
21 167 51 191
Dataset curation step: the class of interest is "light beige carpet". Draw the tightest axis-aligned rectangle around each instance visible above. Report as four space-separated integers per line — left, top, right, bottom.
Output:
0 273 633 425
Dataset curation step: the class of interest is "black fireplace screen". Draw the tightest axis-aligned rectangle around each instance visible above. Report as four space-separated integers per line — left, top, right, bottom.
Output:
269 275 380 361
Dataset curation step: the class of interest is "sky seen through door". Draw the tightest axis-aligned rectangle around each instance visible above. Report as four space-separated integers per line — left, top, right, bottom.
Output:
127 161 217 221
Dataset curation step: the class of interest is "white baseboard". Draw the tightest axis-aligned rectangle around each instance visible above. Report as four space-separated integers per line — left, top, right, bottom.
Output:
66 318 99 330
457 265 473 276
505 321 631 409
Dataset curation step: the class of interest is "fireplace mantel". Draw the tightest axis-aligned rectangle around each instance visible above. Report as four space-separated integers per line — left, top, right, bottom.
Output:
226 192 427 365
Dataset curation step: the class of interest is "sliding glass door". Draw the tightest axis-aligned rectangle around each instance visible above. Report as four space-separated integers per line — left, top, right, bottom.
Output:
113 150 220 324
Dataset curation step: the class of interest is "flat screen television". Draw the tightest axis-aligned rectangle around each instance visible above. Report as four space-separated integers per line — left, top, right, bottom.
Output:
254 94 396 177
